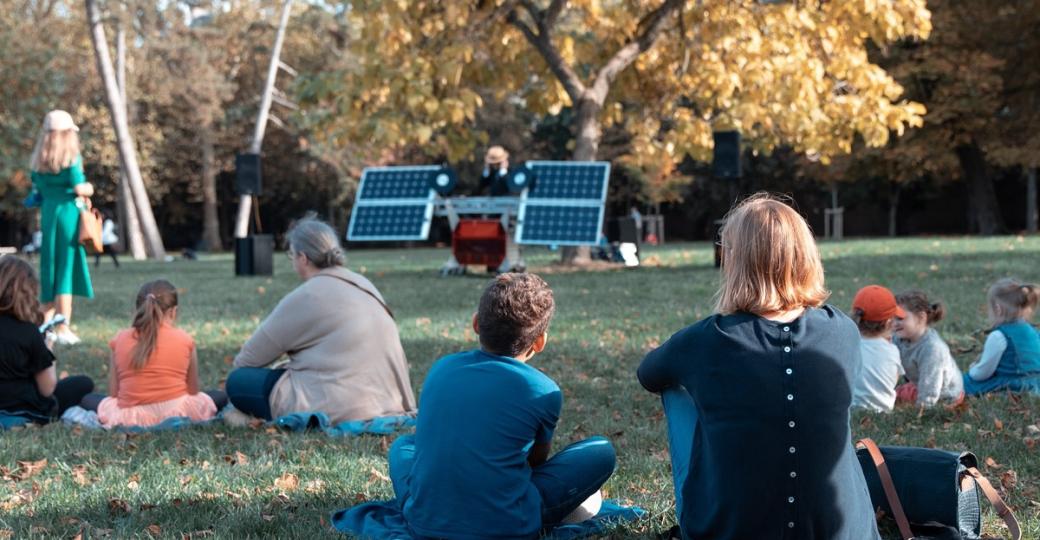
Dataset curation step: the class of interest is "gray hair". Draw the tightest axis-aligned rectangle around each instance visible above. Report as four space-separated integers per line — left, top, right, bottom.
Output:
287 215 345 269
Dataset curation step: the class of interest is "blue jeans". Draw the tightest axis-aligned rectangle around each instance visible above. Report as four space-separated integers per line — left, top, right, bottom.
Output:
662 388 698 533
388 434 616 527
226 367 287 420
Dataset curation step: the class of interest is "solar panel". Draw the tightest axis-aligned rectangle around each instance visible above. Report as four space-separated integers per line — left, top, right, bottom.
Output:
516 161 610 246
348 166 438 241
526 161 610 201
357 167 436 200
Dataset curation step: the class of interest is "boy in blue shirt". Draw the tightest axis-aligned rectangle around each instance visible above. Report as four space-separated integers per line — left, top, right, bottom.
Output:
390 273 616 539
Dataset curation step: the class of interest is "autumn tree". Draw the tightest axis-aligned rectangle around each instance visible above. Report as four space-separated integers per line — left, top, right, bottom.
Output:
301 0 931 260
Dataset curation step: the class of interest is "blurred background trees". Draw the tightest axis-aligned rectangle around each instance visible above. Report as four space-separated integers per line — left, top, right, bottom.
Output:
1 0 1038 250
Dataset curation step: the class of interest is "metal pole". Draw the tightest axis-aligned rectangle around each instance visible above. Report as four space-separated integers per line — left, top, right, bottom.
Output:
234 0 293 239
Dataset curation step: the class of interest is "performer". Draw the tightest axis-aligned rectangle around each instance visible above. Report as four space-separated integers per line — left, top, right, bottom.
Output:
480 145 511 196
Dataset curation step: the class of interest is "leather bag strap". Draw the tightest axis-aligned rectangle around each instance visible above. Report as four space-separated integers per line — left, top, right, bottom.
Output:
964 467 1021 540
316 273 394 320
856 438 914 540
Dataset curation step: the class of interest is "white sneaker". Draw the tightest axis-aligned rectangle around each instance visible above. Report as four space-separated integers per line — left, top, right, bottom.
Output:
54 331 82 346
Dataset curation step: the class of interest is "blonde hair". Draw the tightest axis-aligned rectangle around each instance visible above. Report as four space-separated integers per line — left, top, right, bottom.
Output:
0 257 43 326
30 128 80 174
130 280 178 370
986 278 1039 326
714 193 829 315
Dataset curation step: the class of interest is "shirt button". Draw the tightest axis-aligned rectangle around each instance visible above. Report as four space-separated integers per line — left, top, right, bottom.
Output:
784 346 791 353
790 471 797 478
788 522 795 528
785 368 793 375
787 394 794 401
789 446 796 453
789 421 796 428
788 496 795 503
783 326 790 332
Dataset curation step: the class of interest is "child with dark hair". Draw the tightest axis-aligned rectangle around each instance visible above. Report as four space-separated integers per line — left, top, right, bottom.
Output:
0 256 94 423
850 285 904 413
80 280 226 427
389 273 616 539
963 278 1040 396
893 291 964 407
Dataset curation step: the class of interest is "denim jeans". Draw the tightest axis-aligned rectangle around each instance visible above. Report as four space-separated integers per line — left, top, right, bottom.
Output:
226 367 287 420
388 434 616 527
662 387 698 529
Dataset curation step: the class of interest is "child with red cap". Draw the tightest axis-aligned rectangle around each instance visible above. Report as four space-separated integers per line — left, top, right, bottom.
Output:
850 285 906 412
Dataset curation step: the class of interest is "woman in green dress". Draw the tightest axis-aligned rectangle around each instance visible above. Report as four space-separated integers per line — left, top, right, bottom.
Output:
30 110 94 345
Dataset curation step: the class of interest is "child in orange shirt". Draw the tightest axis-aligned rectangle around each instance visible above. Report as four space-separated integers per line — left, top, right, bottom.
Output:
80 280 226 427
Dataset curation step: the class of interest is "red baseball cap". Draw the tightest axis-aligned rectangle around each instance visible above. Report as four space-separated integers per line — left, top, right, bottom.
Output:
852 285 906 322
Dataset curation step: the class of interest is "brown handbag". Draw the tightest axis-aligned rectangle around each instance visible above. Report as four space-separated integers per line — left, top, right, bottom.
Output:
78 197 104 254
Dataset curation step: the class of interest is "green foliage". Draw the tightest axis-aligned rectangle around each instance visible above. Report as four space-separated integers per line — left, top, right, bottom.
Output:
3 237 1040 538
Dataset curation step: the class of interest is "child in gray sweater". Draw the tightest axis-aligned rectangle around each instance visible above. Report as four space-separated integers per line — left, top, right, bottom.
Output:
892 291 964 407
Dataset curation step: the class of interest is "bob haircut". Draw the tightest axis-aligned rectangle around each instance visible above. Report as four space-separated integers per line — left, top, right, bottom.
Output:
714 193 829 315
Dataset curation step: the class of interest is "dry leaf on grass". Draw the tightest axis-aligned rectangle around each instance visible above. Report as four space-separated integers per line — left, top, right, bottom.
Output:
1001 469 1018 491
145 524 161 537
984 457 1003 469
274 472 299 491
108 498 131 516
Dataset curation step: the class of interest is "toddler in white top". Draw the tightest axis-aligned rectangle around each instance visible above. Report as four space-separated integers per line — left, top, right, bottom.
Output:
850 285 905 413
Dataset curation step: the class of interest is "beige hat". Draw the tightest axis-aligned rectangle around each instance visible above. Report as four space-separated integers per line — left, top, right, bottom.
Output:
485 145 509 165
44 110 79 132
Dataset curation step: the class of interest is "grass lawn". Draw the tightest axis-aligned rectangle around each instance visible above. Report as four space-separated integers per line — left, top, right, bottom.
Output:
3 236 1040 539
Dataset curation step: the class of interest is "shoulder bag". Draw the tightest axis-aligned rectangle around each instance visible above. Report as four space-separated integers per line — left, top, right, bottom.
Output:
78 196 104 254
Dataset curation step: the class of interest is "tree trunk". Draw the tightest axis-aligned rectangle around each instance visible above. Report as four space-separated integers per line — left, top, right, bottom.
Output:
86 0 166 259
888 183 901 237
200 125 222 251
115 21 147 260
234 0 293 239
1027 167 1037 234
956 143 1004 235
561 96 602 265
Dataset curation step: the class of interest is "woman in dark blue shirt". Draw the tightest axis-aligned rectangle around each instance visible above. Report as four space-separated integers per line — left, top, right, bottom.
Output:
638 193 879 540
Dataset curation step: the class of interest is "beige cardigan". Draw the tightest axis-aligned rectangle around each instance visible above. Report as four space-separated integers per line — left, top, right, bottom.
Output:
233 266 416 423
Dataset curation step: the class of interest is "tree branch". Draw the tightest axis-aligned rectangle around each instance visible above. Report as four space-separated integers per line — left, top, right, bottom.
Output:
506 4 586 102
590 0 684 103
545 0 567 29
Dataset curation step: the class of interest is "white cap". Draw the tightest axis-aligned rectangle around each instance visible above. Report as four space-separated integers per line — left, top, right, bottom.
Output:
43 110 79 132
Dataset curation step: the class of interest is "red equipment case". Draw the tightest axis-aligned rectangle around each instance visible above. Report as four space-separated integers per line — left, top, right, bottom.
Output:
452 219 507 269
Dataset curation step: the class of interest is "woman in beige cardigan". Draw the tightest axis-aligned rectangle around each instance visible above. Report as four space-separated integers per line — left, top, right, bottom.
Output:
226 217 416 423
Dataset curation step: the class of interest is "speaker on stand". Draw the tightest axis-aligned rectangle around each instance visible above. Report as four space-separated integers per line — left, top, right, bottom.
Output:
233 153 272 276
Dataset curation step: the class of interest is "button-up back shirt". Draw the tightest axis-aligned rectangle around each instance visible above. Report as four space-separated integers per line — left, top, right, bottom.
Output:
638 305 880 540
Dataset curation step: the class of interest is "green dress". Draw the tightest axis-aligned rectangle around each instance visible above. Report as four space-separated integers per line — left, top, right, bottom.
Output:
31 156 94 302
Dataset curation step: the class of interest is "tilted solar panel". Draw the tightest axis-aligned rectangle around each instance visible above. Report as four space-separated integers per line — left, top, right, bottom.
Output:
357 167 436 200
525 162 610 200
348 166 438 241
516 161 610 246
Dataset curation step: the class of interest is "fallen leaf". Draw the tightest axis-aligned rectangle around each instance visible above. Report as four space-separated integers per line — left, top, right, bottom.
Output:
145 524 161 537
304 479 325 494
9 458 47 481
1001 469 1018 491
985 457 1003 469
108 498 131 516
994 418 1004 431
274 473 299 491
223 451 249 465
71 465 90 486
368 467 389 483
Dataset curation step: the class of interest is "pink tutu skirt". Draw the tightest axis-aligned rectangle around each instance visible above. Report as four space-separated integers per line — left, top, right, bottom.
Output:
97 393 217 428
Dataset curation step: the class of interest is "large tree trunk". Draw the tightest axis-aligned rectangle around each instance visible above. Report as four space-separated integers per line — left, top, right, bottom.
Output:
560 96 602 265
956 143 1004 235
200 125 222 251
86 0 166 259
233 0 293 239
1027 167 1037 234
115 21 146 260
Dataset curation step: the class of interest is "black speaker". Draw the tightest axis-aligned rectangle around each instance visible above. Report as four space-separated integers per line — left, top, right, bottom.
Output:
235 234 273 276
712 131 742 179
235 153 262 195
607 217 640 244
429 167 458 196
507 163 536 194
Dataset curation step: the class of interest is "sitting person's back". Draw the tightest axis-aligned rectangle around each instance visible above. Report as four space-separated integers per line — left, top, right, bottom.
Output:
964 278 1040 395
849 286 904 413
391 273 615 539
230 216 415 423
83 280 224 428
